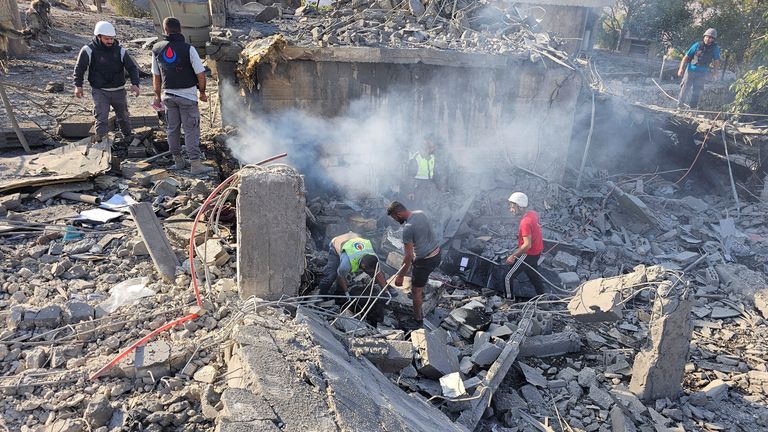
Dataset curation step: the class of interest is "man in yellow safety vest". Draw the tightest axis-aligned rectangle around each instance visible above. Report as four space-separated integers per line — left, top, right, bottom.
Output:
317 232 389 298
406 136 438 206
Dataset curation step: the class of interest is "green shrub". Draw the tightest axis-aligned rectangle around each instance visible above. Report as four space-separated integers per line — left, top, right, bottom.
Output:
729 66 768 120
107 0 149 18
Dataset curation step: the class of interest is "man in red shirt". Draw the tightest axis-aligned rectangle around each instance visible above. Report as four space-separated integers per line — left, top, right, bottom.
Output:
492 192 546 298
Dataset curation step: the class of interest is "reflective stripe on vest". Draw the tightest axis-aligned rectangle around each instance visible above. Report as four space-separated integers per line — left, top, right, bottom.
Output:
341 238 374 273
415 153 435 179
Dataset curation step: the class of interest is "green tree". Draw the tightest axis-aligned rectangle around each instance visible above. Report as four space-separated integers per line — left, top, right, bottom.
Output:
729 66 768 118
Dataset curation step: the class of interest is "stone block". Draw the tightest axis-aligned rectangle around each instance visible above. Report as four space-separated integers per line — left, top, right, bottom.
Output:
350 338 414 373
411 329 459 379
196 239 231 267
439 372 465 398
63 301 94 324
567 278 623 322
519 331 581 358
237 166 306 300
151 177 181 197
629 283 692 401
34 305 62 328
558 272 581 287
348 215 377 233
552 251 578 271
132 168 168 187
470 341 502 367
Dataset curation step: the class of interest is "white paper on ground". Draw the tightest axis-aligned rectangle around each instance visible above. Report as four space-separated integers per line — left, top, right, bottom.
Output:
100 194 138 213
76 208 124 223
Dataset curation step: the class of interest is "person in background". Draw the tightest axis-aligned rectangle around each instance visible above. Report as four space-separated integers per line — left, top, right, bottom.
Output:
151 17 212 175
677 28 721 110
73 20 140 141
317 232 389 298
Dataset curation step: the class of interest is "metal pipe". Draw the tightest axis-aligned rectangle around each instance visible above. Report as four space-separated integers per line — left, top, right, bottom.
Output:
58 192 101 205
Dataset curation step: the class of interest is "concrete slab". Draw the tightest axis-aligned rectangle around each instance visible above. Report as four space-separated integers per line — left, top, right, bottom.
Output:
519 331 581 357
411 329 459 378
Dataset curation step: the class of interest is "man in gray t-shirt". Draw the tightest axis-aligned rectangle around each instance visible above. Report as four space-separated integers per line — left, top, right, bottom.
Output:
387 201 442 329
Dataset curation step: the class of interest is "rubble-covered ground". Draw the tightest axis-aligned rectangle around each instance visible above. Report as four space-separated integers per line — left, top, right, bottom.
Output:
1 2 768 432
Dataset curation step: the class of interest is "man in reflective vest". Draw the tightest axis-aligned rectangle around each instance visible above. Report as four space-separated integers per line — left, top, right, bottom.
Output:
406 136 437 206
317 232 389 297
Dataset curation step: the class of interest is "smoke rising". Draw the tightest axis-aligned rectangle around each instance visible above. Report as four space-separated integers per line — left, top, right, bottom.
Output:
219 66 582 202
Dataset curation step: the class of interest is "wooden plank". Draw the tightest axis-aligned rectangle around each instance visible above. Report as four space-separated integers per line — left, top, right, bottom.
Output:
128 202 179 282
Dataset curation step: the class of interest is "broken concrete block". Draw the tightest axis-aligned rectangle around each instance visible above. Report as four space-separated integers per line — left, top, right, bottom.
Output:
350 338 414 373
348 215 376 232
558 272 581 287
552 251 578 271
151 177 181 197
132 168 169 187
754 290 768 319
133 340 172 380
25 347 48 369
120 160 150 178
63 301 94 324
519 331 581 358
519 384 544 407
0 192 22 211
701 379 728 399
196 239 231 267
710 306 740 319
610 405 637 432
408 0 425 16
608 181 657 225
567 277 623 322
193 365 218 384
470 341 502 367
629 282 692 401
411 329 459 379
84 394 113 428
33 305 62 328
237 166 306 301
589 384 614 409
439 372 465 398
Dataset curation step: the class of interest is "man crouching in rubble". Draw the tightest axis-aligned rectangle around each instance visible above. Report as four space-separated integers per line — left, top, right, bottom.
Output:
73 21 140 141
387 201 441 330
318 232 389 299
492 192 546 299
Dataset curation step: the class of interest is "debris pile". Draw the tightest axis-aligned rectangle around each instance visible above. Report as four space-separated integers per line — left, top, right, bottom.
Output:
209 0 573 63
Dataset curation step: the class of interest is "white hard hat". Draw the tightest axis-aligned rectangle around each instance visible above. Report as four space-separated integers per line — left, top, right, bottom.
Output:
508 192 528 208
93 21 116 37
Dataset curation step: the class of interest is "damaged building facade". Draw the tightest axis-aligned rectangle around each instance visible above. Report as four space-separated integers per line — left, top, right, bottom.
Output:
1 1 768 432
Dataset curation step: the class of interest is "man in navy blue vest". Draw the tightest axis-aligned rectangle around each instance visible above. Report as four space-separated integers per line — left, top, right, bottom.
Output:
151 17 212 175
677 28 721 109
73 21 140 140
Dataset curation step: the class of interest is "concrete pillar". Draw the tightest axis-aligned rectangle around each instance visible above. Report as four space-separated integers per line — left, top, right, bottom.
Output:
236 165 306 300
629 281 692 400
0 0 28 57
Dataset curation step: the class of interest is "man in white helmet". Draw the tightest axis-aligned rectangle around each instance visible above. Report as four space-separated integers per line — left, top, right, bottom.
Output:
677 28 721 109
73 21 140 140
492 192 546 299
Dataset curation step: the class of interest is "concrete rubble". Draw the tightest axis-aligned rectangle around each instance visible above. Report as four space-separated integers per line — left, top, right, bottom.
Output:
1 4 768 432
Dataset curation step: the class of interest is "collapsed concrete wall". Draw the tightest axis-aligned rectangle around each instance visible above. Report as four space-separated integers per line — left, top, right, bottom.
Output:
213 47 582 183
222 307 467 432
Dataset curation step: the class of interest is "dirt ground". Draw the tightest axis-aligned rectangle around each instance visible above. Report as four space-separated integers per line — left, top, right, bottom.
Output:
0 1 220 142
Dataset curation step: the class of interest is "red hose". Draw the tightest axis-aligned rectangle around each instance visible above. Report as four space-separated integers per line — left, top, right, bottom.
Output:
90 152 289 380
89 313 198 380
188 152 288 307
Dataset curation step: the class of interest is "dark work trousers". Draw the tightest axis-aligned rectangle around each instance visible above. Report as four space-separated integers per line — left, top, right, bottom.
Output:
492 254 546 298
677 70 707 109
318 245 340 295
92 88 131 136
165 95 202 160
